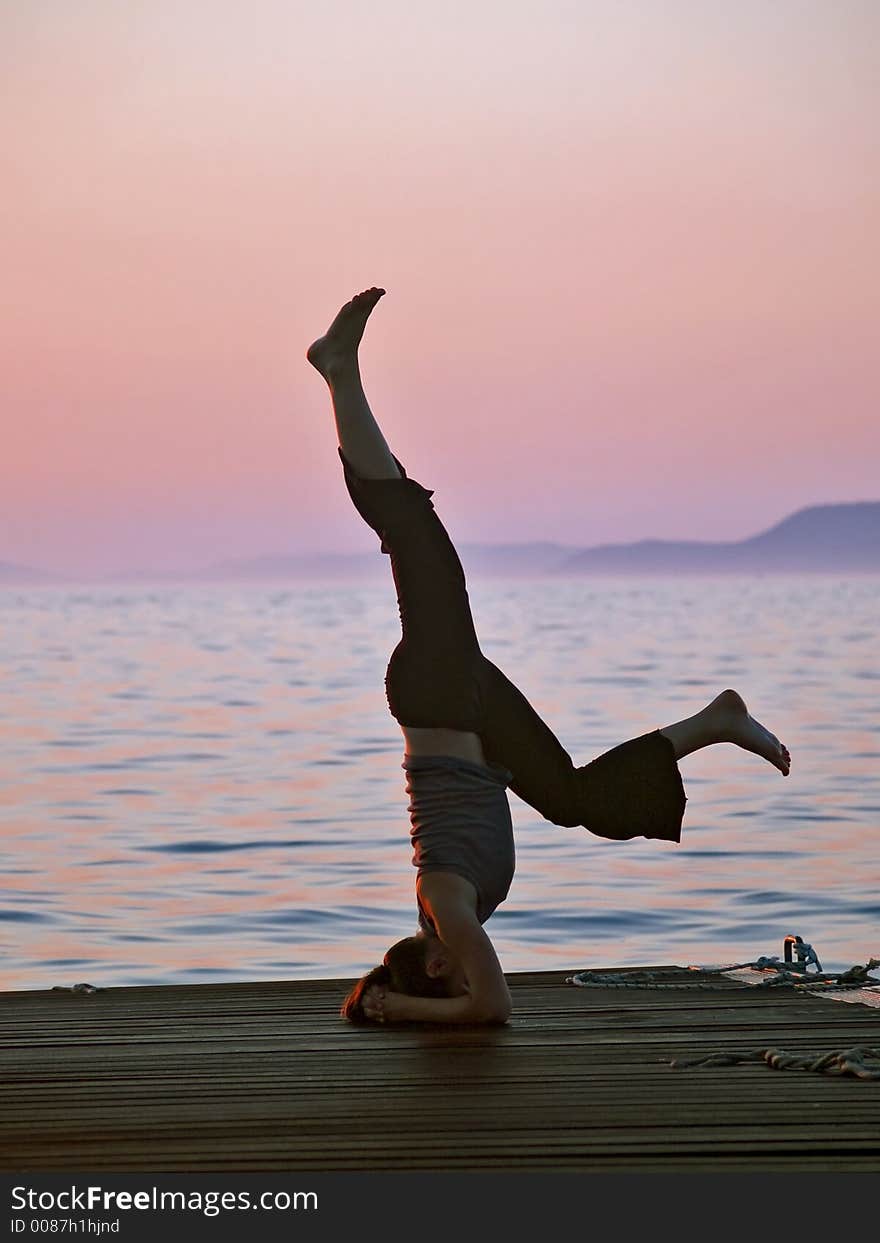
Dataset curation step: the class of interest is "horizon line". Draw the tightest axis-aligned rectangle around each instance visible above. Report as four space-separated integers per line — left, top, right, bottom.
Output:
4 495 880 583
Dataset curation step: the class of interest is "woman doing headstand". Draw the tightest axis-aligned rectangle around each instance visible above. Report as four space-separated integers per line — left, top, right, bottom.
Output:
307 288 791 1026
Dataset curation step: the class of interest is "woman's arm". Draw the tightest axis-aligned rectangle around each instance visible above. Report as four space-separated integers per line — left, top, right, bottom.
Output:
382 986 506 1025
364 873 512 1025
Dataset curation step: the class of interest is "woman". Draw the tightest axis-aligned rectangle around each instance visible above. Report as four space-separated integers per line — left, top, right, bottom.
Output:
307 288 791 1026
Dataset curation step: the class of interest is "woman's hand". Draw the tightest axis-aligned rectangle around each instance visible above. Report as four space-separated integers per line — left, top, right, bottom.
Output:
362 983 387 1024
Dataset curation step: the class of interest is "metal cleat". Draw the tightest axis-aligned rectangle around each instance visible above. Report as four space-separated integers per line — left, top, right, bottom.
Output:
783 934 822 973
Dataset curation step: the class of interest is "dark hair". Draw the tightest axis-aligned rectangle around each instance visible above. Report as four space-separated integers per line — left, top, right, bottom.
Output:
341 934 450 1023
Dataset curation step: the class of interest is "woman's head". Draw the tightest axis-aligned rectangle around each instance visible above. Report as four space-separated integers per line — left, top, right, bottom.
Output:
341 933 463 1022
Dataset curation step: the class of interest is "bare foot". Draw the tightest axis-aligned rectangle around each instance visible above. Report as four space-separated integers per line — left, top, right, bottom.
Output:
306 287 385 380
709 689 791 775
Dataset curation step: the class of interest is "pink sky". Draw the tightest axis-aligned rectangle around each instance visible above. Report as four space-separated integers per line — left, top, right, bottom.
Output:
2 0 878 578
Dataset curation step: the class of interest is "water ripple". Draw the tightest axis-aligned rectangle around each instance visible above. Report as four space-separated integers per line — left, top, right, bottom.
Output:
138 838 327 853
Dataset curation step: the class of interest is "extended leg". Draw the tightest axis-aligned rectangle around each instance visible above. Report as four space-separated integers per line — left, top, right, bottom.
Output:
660 689 790 774
479 668 790 843
477 657 687 841
308 288 484 731
307 288 400 480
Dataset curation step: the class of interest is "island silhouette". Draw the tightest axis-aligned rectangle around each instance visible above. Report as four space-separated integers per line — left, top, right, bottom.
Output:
193 499 880 579
3 500 879 583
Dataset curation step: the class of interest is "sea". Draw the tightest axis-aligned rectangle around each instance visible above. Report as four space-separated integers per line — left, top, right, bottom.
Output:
1 573 878 992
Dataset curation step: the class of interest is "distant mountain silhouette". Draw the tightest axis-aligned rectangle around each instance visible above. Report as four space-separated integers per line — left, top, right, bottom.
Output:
195 502 879 580
5 501 878 585
0 560 57 583
195 542 577 581
560 502 880 573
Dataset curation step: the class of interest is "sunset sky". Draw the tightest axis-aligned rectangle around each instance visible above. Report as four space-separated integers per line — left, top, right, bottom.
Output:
3 0 878 579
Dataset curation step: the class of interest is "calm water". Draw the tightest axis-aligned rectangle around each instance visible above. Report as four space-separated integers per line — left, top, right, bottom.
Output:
1 574 878 992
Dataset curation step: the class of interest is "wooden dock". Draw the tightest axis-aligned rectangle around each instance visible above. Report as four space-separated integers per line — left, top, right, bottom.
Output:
2 968 878 1173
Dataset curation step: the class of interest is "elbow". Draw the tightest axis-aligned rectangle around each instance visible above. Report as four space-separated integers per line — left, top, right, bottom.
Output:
471 995 512 1025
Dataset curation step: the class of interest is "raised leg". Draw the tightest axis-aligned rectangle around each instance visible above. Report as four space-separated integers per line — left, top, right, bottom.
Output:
478 672 791 843
308 288 484 732
307 287 400 480
477 657 687 841
660 689 790 775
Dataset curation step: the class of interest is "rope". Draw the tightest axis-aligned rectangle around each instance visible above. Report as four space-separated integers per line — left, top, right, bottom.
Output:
671 1046 880 1081
566 949 880 1083
566 969 723 991
566 958 880 993
748 958 880 992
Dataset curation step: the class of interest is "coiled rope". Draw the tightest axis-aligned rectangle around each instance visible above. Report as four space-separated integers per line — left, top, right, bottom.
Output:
566 969 724 991
671 1046 880 1080
566 957 879 993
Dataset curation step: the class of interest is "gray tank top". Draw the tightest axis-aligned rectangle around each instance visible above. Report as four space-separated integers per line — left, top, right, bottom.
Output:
402 754 515 932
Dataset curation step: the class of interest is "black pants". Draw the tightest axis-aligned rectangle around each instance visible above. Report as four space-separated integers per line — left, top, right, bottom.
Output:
340 449 686 843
